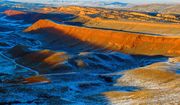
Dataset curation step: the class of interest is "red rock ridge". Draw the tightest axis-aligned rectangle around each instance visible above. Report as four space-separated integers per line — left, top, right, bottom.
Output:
24 19 180 56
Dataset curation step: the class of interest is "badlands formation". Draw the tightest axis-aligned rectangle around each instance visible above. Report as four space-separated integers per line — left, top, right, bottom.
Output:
0 1 180 105
23 19 180 104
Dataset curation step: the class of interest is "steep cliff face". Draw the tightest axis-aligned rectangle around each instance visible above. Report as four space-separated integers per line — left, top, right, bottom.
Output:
24 19 180 56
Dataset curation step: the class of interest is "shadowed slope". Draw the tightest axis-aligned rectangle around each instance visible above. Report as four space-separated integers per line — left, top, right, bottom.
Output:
25 19 180 56
6 45 166 74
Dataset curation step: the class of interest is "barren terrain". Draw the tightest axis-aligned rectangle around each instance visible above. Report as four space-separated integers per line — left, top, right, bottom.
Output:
0 1 180 105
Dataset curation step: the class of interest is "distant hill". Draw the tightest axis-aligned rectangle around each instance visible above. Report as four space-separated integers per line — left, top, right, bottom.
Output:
128 4 180 14
7 0 131 8
0 0 51 11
